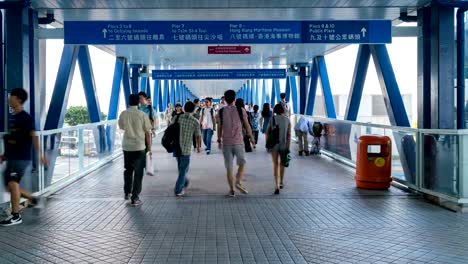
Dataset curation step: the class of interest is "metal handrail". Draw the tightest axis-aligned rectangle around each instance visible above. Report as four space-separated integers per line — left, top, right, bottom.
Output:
38 120 118 136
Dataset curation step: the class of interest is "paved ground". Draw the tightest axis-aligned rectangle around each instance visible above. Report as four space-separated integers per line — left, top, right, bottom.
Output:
0 135 467 264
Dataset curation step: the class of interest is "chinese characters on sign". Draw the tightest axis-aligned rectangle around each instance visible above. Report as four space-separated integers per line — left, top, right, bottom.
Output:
151 69 286 80
64 20 391 45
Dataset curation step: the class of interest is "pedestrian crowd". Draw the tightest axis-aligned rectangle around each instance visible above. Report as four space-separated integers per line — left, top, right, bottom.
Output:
0 88 321 226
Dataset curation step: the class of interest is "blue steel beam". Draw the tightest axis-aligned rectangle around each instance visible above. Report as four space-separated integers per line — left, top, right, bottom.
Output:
274 79 281 104
130 65 140 94
285 76 291 102
171 80 176 105
345 45 371 121
146 77 151 98
140 77 147 93
77 46 101 123
44 45 79 130
264 79 270 104
316 57 336 118
163 80 169 109
369 45 410 127
247 80 251 104
299 66 307 114
290 76 298 114
77 45 106 153
122 62 131 107
270 80 276 106
305 61 319 115
108 57 125 120
153 79 160 111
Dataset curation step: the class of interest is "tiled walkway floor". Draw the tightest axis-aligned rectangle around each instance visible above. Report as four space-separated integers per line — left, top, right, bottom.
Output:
1 136 468 264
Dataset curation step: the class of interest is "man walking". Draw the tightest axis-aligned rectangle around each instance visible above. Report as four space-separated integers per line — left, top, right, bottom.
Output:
199 97 216 155
118 94 152 206
0 88 47 226
217 90 255 197
280 92 291 117
173 101 201 196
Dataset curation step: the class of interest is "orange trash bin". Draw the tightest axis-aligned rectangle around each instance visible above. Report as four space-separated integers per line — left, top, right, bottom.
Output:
355 135 392 189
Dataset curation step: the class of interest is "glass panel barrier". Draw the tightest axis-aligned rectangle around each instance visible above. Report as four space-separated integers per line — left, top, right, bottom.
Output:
420 132 460 198
0 120 168 208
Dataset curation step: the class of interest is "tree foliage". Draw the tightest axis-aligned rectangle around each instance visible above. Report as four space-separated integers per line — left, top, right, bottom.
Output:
64 106 107 126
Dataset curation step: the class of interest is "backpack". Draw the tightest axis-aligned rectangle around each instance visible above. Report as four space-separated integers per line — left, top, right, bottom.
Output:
148 105 154 124
161 114 182 156
265 116 280 149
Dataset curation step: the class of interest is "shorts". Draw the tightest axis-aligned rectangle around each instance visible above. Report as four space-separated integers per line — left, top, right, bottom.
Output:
3 160 30 186
222 145 246 170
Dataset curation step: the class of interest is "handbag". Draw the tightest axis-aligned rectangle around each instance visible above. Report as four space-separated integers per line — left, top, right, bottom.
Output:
266 116 280 149
280 149 291 167
244 135 253 152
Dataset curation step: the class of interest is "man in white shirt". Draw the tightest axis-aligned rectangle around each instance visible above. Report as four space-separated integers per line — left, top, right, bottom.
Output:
118 94 152 206
200 97 216 155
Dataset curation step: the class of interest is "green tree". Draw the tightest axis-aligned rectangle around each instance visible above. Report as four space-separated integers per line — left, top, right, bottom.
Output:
64 106 107 126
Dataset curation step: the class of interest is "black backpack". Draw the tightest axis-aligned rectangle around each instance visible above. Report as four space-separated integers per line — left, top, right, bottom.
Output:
161 114 182 156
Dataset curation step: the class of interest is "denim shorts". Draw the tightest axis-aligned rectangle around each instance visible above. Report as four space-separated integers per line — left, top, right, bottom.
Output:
3 160 30 186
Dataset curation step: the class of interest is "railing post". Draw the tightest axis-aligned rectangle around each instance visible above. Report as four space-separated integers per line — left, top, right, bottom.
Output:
78 128 84 170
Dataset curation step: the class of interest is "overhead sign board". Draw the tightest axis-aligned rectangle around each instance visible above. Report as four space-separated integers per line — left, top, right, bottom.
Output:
208 45 251 54
64 20 391 45
151 69 286 80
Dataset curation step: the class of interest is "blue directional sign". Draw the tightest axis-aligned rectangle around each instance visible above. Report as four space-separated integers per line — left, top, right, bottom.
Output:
151 69 286 80
302 20 391 44
64 20 391 45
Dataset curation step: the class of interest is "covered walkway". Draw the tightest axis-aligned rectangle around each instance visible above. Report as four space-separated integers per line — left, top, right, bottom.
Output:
1 137 468 264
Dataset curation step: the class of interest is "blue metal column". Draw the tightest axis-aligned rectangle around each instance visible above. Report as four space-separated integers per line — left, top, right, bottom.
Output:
290 76 298 114
264 80 270 105
78 46 101 123
247 80 252 104
298 66 307 115
146 77 151 98
153 79 160 111
427 5 455 128
285 76 291 103
77 46 105 152
305 61 319 115
163 80 170 110
274 79 281 104
4 6 40 132
122 63 131 106
108 57 125 121
417 7 432 128
345 45 371 121
170 80 176 105
177 80 182 103
44 46 80 130
316 57 336 118
261 80 266 104
270 80 276 106
369 45 410 127
130 65 140 94
140 77 147 93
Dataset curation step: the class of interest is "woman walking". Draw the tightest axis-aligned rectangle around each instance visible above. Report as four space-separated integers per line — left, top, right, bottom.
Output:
260 103 272 132
266 104 291 195
165 103 174 124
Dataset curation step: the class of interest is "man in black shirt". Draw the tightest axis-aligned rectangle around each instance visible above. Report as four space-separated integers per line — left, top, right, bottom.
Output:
0 88 47 226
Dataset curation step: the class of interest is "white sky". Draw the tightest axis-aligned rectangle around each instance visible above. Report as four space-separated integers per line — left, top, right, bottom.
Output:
45 37 417 121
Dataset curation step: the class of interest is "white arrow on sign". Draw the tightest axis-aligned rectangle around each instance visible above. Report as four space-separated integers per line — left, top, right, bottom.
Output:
102 29 108 38
244 47 250 52
361 27 367 37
